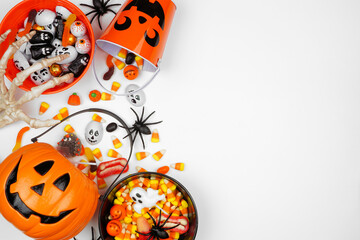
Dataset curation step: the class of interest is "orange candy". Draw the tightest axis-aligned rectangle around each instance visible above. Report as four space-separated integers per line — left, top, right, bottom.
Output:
106 220 122 237
12 126 30 152
39 102 49 115
123 65 139 80
157 166 170 174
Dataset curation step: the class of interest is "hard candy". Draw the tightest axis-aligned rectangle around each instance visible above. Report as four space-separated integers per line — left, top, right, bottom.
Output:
75 36 91 54
70 21 87 38
13 51 30 71
68 54 90 77
30 67 52 85
30 44 55 60
51 46 78 64
29 31 53 44
35 9 56 27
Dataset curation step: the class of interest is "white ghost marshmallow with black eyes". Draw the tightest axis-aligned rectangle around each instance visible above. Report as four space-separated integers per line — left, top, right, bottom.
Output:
13 51 30 71
85 121 103 145
51 46 78 64
130 187 165 214
30 67 52 85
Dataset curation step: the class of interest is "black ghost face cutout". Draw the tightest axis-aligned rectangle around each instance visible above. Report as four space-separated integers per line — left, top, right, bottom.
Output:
5 156 74 224
114 0 165 47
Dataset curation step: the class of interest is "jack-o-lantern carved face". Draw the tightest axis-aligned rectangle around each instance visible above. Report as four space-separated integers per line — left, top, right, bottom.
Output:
0 143 99 240
114 0 165 47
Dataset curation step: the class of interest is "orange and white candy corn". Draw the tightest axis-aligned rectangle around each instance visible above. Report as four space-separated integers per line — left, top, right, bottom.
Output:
151 129 160 143
153 149 166 161
60 107 69 118
108 149 122 158
64 124 75 133
136 166 147 173
112 135 122 149
101 92 114 101
114 59 125 70
97 177 107 189
92 148 103 161
135 55 143 70
39 102 49 115
118 48 127 59
136 152 149 160
92 113 106 123
111 81 121 92
171 163 185 171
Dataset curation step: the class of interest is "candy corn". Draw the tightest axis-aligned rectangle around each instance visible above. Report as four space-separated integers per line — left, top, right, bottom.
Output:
113 59 125 70
151 129 160 143
53 113 63 120
118 48 127 59
112 135 122 149
53 107 69 120
135 55 143 70
136 166 147 173
64 124 75 133
97 177 107 189
39 102 49 115
92 113 105 122
167 188 176 202
108 149 122 158
12 126 30 152
163 202 171 213
111 81 121 92
153 149 166 161
136 152 150 160
101 92 114 101
157 166 170 174
93 148 103 161
88 169 96 180
171 163 185 171
77 159 88 171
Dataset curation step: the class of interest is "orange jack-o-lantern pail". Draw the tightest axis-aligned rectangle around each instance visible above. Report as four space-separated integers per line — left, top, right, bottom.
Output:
96 0 176 72
0 143 99 240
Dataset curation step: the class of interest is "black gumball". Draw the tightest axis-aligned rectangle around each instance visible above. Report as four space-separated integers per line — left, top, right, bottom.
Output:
30 31 54 44
125 52 135 64
106 122 118 132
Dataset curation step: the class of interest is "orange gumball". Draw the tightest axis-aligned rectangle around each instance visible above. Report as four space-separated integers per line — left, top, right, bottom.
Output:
110 205 126 220
123 65 139 80
106 220 122 236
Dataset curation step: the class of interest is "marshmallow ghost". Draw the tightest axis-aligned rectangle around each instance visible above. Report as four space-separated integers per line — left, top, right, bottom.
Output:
130 187 165 214
85 121 103 145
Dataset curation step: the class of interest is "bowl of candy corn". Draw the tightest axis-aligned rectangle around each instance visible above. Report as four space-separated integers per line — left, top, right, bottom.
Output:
0 0 95 94
99 172 198 240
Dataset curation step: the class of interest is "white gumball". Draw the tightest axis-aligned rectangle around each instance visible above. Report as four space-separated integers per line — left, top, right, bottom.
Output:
130 188 165 214
51 46 78 64
35 9 56 27
85 121 104 145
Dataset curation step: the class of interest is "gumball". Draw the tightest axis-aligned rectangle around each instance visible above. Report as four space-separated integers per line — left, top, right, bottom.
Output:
70 21 86 38
123 65 139 80
67 33 77 46
75 36 91 54
49 64 63 77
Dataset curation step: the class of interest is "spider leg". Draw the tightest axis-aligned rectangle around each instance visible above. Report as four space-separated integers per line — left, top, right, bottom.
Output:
144 121 163 126
80 3 96 9
133 131 139 145
90 13 99 24
159 212 173 228
157 210 162 227
123 128 136 139
156 236 160 240
142 110 156 124
85 9 98 16
140 106 145 122
162 223 181 230
139 132 146 149
146 235 154 240
147 212 157 226
97 15 103 30
91 226 95 240
108 9 118 15
136 231 151 236
104 0 110 6
131 108 140 122
119 125 135 131
107 3 122 8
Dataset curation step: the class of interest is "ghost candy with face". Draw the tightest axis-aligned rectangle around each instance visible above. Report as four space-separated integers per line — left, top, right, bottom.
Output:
51 46 78 64
30 44 55 60
68 54 90 77
35 9 56 27
52 38 62 48
30 67 52 85
29 31 54 44
130 187 165 214
13 51 30 71
85 121 103 145
126 84 146 107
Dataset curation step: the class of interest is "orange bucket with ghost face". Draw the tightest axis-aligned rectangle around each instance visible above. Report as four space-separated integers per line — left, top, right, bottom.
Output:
95 0 176 95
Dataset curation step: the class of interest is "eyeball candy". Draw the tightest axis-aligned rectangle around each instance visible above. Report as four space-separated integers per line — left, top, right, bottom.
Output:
35 9 56 27
56 6 72 20
51 46 78 64
125 84 146 107
75 36 91 54
70 21 86 38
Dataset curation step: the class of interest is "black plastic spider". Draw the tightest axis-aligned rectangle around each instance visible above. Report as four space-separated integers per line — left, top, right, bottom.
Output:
138 211 180 240
80 0 121 30
121 107 162 149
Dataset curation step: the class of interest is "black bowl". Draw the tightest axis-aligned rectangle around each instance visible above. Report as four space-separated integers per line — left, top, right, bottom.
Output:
98 172 198 240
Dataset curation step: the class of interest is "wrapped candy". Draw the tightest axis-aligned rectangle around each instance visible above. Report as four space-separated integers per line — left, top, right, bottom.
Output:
54 16 64 39
30 44 55 60
29 31 53 44
68 54 90 77
51 46 78 64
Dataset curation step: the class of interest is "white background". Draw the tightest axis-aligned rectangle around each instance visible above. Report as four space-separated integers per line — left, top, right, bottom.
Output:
0 0 360 239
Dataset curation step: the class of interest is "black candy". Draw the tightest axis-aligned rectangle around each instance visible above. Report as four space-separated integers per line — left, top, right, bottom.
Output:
106 122 118 132
30 44 55 60
125 52 135 64
29 31 53 44
55 17 64 40
68 54 90 77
